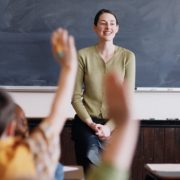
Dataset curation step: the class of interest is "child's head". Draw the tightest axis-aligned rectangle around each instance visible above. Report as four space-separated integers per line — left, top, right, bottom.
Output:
0 89 16 136
14 104 29 138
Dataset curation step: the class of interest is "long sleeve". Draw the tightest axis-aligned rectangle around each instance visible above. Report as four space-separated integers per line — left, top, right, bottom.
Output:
124 51 136 92
71 54 91 122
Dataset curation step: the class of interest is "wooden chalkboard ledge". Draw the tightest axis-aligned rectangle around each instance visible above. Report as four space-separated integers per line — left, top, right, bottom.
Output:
136 87 180 93
0 86 57 92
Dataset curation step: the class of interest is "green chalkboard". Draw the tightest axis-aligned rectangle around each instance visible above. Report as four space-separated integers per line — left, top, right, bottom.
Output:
0 0 180 87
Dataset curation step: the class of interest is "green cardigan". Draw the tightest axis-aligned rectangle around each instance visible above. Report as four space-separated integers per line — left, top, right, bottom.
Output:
72 45 135 130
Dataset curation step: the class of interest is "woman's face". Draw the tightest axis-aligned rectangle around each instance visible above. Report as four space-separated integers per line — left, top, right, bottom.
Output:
94 13 119 42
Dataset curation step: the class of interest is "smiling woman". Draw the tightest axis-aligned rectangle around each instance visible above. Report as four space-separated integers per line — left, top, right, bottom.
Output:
71 9 136 172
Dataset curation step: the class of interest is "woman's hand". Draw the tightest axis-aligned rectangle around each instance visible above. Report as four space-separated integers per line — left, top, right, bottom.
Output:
86 118 111 141
95 124 111 141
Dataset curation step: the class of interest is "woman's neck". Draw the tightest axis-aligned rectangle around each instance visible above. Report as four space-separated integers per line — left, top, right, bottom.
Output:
96 41 114 52
96 41 115 63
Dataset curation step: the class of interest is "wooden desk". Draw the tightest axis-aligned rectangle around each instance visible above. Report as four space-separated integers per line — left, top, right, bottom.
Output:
145 164 180 180
64 166 84 180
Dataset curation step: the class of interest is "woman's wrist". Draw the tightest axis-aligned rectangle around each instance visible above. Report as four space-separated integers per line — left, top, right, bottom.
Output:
85 118 96 129
87 121 96 128
89 122 97 129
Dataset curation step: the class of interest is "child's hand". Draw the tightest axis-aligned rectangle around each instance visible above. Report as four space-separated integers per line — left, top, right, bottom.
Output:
105 72 130 127
51 28 77 70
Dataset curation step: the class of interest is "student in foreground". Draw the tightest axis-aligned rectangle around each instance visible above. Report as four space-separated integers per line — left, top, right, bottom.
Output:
13 103 64 180
0 28 77 179
87 72 139 180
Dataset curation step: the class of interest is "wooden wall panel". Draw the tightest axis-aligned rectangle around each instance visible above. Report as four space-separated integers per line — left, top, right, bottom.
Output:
164 128 175 162
131 131 143 180
175 128 180 163
60 126 77 165
28 119 180 180
153 128 164 162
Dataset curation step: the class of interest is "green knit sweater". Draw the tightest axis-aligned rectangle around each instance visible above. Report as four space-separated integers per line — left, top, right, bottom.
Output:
72 45 135 130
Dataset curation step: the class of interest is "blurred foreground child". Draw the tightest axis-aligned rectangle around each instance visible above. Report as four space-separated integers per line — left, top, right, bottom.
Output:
0 28 77 179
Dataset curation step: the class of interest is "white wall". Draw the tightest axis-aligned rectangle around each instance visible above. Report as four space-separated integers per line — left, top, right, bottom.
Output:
134 91 180 120
4 87 180 120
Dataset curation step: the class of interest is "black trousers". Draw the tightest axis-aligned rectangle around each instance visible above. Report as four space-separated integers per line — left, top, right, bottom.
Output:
71 114 106 172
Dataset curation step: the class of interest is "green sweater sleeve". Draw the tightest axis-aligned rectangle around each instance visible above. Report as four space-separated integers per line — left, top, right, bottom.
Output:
71 53 91 122
87 163 129 180
124 51 136 92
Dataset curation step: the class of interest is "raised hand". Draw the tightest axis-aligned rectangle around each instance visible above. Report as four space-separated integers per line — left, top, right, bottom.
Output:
48 28 78 131
51 28 77 70
104 72 130 126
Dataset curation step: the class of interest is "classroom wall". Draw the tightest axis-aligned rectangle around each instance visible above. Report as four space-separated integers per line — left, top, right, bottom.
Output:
6 88 180 120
